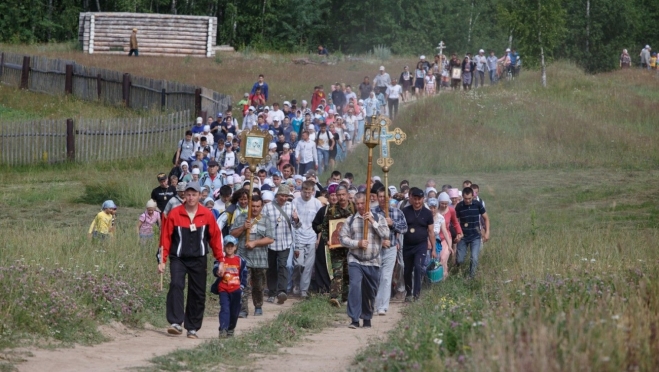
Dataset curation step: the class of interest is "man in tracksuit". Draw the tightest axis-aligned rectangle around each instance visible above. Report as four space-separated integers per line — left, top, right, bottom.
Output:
158 181 225 339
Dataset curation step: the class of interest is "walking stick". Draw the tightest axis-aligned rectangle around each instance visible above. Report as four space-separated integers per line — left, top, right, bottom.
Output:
159 246 163 291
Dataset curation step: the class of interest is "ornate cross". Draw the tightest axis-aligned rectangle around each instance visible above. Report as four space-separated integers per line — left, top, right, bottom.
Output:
376 117 406 168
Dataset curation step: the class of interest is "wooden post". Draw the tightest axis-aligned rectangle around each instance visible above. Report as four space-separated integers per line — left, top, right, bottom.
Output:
161 88 166 111
383 168 390 219
20 56 30 90
65 64 74 95
122 73 131 107
364 147 374 239
194 88 202 118
96 73 102 100
66 119 75 161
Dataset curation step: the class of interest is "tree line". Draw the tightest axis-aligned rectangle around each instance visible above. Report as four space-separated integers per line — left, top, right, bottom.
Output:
1 0 657 73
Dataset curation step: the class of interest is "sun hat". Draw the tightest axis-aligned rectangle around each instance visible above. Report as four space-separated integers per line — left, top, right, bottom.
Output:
146 199 157 208
283 101 291 106
276 184 290 196
102 200 117 209
176 182 187 192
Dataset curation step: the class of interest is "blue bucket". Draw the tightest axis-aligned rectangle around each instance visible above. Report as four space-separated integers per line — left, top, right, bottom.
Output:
426 260 444 283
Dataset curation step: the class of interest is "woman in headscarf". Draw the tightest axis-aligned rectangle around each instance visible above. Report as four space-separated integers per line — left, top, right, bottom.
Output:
312 183 340 293
462 55 475 91
413 61 426 97
428 198 453 279
620 49 631 69
179 161 191 182
438 191 462 270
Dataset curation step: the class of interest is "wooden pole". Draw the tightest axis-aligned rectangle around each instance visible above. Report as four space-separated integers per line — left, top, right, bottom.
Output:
20 56 30 90
364 147 374 239
66 118 75 161
245 163 256 244
96 73 102 100
122 73 131 107
383 167 390 219
194 88 202 118
0 52 4 79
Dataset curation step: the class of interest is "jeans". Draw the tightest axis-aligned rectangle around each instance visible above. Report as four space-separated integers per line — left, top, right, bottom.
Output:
387 98 399 120
347 263 380 322
456 238 482 278
298 162 314 176
128 49 139 56
166 256 207 331
374 246 397 312
317 149 330 174
476 71 485 88
295 243 316 294
267 248 290 295
219 290 242 331
489 70 497 84
403 244 427 298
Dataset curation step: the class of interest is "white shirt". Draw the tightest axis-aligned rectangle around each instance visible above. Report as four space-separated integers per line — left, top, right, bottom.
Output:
316 131 331 151
223 152 235 175
386 84 403 99
295 139 318 164
292 196 323 245
433 212 446 237
268 109 285 124
474 55 487 72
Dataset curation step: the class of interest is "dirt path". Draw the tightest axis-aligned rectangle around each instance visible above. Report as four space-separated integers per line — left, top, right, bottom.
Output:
250 302 403 372
15 300 297 372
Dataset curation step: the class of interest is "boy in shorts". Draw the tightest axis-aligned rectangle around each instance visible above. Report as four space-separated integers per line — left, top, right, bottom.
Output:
212 235 247 338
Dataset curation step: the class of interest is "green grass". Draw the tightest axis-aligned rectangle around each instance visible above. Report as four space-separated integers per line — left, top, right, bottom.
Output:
148 297 339 371
342 63 659 371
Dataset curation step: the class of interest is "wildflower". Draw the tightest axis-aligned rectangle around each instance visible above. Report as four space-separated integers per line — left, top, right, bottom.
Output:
611 315 620 320
590 258 596 262
433 338 443 345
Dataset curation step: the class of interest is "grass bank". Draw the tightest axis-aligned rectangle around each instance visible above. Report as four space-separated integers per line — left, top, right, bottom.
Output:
342 63 659 371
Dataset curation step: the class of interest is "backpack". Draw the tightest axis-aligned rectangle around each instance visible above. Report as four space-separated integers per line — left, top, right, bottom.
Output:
221 204 239 238
172 139 185 165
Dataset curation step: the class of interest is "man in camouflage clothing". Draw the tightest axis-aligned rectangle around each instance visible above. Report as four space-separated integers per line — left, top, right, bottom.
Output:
318 185 356 307
231 195 274 317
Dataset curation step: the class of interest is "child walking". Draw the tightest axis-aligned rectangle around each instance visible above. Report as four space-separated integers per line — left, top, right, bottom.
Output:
88 200 117 241
137 199 161 245
211 235 247 338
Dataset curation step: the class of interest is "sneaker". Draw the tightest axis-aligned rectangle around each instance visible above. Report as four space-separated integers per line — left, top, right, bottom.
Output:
329 298 341 308
266 296 276 303
238 311 248 318
293 286 301 296
227 329 235 337
167 323 183 335
218 329 228 338
404 296 413 303
187 330 199 339
362 319 372 328
378 309 386 316
348 321 360 329
300 291 309 299
254 308 263 316
277 292 287 304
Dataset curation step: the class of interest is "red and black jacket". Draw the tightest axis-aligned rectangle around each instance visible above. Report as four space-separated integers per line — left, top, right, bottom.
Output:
160 204 224 264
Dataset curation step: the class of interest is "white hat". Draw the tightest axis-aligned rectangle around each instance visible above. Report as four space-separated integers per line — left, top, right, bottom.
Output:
646 45 651 49
264 106 270 111
233 174 242 184
203 125 210 132
358 99 364 104
283 143 290 148
248 106 255 111
302 100 308 104
269 143 277 149
388 185 397 194
379 66 385 70
420 55 426 60
196 117 203 124
372 176 381 182
283 101 291 106
227 133 234 138
146 199 157 208
180 161 189 168
506 48 511 52
192 168 200 175
262 191 275 202
479 49 485 53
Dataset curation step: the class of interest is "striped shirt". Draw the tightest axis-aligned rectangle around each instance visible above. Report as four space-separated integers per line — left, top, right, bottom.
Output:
454 200 486 243
262 201 295 251
339 213 390 267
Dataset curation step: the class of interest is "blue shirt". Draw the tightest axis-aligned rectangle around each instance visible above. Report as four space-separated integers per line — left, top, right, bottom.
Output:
454 200 486 242
251 82 269 101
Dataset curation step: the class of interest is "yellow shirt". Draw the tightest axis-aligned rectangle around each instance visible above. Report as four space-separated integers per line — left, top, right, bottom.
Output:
650 57 657 67
89 211 114 234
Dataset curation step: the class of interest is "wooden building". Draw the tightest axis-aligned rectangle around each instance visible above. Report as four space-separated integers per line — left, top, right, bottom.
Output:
78 12 217 57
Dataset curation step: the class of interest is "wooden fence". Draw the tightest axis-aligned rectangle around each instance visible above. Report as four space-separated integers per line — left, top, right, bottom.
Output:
79 12 217 57
0 110 190 165
0 51 231 116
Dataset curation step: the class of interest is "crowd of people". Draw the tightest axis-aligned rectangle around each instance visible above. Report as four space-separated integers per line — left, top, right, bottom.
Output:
89 66 491 339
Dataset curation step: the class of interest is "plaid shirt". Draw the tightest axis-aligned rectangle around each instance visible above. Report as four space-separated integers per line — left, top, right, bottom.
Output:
231 213 274 268
372 205 408 249
339 213 390 267
262 201 295 251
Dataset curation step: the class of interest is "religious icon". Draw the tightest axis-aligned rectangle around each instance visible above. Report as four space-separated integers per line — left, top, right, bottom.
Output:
245 136 264 158
328 219 347 249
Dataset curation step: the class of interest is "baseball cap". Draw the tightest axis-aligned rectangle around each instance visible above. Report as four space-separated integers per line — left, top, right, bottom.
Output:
224 235 238 246
479 49 485 53
420 55 426 60
225 141 232 147
217 112 223 117
283 143 290 148
304 170 317 178
409 187 424 197
184 182 200 192
196 117 203 124
176 182 187 191
244 92 249 97
248 106 255 111
283 101 291 106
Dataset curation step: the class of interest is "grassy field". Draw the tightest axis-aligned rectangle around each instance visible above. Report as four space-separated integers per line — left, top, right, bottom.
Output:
0 84 145 122
1 47 658 371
